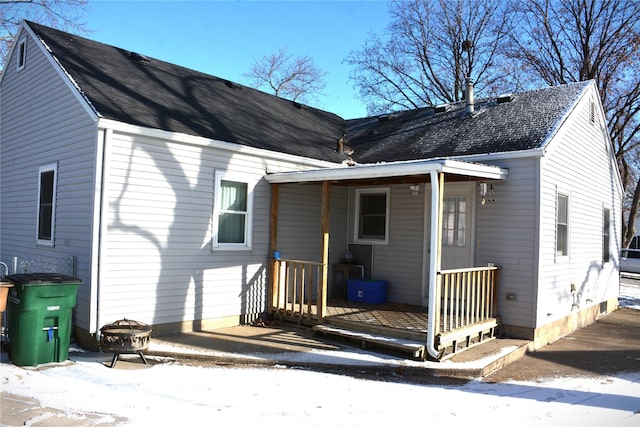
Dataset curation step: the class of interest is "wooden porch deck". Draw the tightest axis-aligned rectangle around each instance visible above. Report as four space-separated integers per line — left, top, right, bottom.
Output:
325 299 428 340
319 299 498 360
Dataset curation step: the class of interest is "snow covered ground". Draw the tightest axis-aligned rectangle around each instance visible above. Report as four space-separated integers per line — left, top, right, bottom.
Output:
1 283 639 426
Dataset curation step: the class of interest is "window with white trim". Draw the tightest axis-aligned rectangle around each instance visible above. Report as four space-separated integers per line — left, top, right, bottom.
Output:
355 188 389 244
17 39 26 71
213 172 253 250
602 207 610 263
556 192 569 258
37 163 57 245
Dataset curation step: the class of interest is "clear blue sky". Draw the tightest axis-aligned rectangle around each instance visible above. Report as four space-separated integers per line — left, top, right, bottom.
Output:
84 1 392 119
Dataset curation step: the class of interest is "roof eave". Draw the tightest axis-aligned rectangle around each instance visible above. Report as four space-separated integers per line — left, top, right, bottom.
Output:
265 158 508 184
98 118 342 169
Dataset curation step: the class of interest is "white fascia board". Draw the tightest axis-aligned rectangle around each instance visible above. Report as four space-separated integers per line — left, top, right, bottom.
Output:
538 81 592 153
19 22 100 122
97 118 340 169
265 158 508 184
440 159 509 179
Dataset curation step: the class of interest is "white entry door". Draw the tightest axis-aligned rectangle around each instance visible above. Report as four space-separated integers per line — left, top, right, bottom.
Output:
441 183 475 270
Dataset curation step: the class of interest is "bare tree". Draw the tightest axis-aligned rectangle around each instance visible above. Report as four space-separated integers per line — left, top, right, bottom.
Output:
0 0 88 68
345 0 514 115
243 47 327 105
507 0 640 246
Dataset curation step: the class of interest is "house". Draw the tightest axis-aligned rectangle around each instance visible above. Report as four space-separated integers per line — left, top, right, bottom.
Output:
0 21 622 360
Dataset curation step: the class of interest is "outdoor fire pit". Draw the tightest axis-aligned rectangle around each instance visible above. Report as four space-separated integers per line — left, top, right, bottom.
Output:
99 319 152 368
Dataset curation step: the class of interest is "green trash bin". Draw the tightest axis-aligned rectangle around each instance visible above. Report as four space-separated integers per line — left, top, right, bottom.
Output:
6 273 81 366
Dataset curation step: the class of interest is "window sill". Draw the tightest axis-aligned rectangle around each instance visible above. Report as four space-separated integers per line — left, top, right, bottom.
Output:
354 238 388 245
212 246 252 252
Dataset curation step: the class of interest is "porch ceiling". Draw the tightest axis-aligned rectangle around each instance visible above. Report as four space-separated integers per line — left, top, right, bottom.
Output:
265 158 508 185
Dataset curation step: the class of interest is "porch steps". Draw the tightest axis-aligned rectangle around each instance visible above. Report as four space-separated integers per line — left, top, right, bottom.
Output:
312 324 426 361
437 318 499 359
323 317 426 342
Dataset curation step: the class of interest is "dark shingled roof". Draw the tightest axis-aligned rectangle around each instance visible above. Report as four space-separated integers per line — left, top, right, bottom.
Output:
27 21 347 163
25 21 590 166
345 81 589 164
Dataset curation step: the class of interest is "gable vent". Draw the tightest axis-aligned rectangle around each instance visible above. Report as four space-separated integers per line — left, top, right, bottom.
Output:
496 93 515 104
129 51 150 64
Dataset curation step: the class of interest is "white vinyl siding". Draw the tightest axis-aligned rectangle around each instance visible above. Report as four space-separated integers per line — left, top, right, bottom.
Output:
0 28 97 330
474 157 538 329
536 85 622 327
276 183 348 268
474 85 622 333
100 132 316 327
347 185 424 305
276 183 426 305
277 184 324 263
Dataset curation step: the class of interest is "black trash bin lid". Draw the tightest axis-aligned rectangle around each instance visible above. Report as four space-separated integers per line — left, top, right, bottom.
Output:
5 273 82 285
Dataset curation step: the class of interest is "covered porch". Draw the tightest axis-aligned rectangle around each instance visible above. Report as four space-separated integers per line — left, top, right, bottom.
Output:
265 159 508 361
270 260 499 360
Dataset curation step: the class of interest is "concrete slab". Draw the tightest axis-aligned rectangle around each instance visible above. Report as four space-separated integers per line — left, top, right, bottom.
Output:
145 321 531 378
143 308 639 379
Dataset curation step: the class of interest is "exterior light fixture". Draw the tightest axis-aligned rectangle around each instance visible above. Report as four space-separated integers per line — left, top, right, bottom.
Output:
479 181 495 205
479 182 488 197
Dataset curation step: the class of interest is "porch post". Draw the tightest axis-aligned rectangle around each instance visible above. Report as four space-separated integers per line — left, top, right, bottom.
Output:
426 171 444 359
269 184 279 311
319 181 330 320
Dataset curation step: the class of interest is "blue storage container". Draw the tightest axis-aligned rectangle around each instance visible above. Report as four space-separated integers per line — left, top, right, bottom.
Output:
347 279 388 304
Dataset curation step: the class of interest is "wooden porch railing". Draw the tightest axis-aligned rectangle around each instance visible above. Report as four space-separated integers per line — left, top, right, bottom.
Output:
270 258 325 324
435 266 499 335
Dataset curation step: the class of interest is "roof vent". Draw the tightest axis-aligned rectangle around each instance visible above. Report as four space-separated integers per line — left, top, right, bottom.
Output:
464 78 475 113
224 80 243 91
434 104 450 113
462 40 475 114
377 113 396 122
128 51 150 64
497 93 515 103
292 101 308 111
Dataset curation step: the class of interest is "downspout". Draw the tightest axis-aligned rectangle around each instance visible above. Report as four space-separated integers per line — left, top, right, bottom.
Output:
93 127 112 341
89 129 104 339
426 170 443 359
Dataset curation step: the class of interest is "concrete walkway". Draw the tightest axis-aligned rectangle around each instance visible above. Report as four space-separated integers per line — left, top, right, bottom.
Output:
145 320 529 378
143 307 639 378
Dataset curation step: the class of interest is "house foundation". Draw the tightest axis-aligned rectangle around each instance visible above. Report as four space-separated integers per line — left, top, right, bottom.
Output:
501 297 619 349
